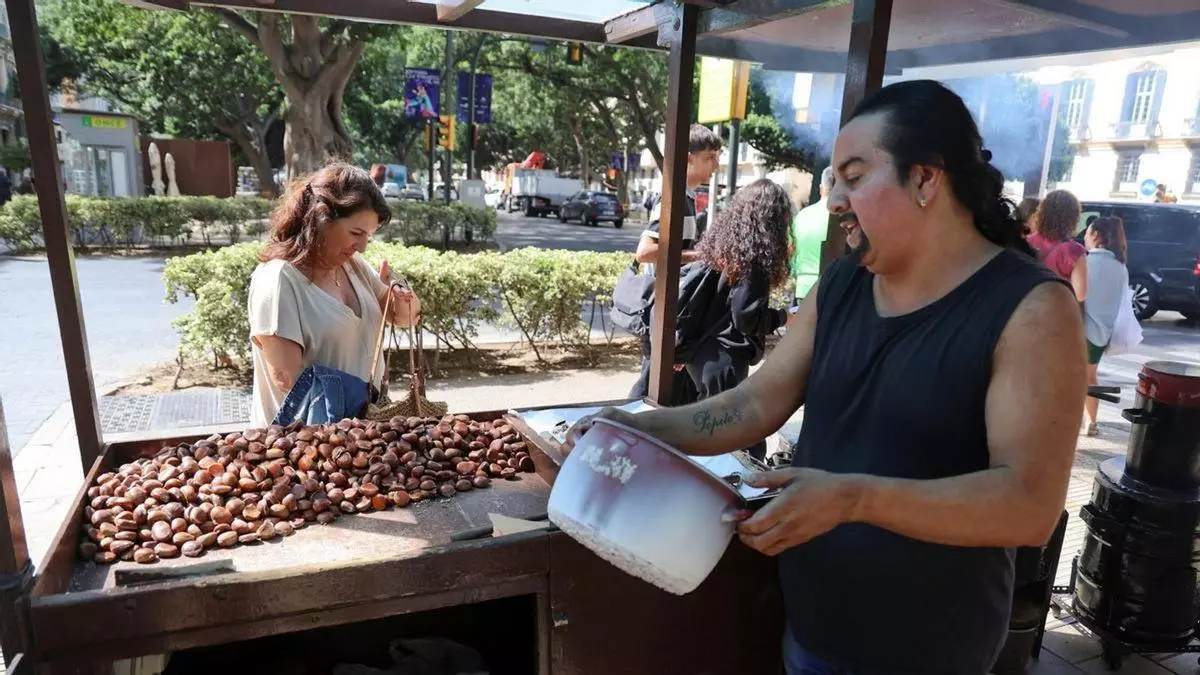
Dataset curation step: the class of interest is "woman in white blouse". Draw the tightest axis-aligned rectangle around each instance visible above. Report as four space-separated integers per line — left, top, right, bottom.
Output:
1081 216 1129 437
248 162 421 426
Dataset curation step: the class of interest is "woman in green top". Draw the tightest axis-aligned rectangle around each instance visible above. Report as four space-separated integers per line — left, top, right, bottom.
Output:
791 166 834 302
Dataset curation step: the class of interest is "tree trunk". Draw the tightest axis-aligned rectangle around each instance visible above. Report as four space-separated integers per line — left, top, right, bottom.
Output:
570 115 589 189
283 96 355 176
217 120 278 197
626 94 664 173
216 12 365 178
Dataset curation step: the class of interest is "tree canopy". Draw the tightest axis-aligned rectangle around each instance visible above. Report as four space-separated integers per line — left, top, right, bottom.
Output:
42 0 283 192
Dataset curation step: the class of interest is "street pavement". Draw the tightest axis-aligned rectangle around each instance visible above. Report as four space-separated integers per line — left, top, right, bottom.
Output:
0 255 193 454
493 209 645 252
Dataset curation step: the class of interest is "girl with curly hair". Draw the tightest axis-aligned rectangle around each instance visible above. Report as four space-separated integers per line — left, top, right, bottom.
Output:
679 178 792 457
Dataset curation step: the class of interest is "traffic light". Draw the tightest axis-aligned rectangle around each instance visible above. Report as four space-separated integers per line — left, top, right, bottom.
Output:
437 115 455 150
424 123 433 151
567 42 583 65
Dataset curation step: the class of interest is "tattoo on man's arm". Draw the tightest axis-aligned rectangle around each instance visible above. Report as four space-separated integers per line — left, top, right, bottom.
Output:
692 407 744 436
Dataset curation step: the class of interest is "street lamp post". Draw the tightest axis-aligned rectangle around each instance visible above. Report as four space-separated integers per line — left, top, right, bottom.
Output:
468 35 490 180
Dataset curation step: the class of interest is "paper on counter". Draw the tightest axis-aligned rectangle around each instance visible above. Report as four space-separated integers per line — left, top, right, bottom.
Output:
489 513 552 537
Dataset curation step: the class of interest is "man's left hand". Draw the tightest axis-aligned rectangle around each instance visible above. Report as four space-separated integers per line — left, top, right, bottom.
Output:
736 468 861 556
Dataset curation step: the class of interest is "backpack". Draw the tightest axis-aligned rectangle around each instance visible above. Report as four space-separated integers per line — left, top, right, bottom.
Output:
610 261 721 361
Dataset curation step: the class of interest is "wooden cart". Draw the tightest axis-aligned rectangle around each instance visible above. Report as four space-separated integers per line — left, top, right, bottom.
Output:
2 404 783 674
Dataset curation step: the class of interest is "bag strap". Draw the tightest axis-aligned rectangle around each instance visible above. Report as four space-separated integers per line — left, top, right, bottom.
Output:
368 279 411 393
405 304 428 414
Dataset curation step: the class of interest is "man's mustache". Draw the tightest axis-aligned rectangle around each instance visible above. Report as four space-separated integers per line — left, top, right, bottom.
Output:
839 212 858 225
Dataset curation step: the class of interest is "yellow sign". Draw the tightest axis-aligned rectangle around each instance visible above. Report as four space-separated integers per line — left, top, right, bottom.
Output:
80 115 127 129
697 57 751 124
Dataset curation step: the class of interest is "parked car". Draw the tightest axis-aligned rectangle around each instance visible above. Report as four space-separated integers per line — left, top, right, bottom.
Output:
400 184 427 201
1078 201 1200 320
381 182 403 198
484 185 503 209
558 190 625 228
433 184 459 201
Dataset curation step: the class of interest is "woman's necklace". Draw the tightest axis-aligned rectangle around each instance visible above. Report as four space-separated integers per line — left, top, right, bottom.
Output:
333 267 342 289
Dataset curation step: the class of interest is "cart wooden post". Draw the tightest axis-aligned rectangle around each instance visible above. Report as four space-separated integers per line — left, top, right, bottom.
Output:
647 1 699 405
8 0 106 471
0 402 35 669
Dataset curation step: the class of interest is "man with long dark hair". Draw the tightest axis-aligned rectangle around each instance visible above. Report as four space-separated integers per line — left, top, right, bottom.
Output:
576 80 1085 674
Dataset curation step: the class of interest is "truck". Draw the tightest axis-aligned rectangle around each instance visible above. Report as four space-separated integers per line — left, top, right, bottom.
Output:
501 152 582 217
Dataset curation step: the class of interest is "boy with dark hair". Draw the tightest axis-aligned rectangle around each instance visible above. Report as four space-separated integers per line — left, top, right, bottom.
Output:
630 124 722 401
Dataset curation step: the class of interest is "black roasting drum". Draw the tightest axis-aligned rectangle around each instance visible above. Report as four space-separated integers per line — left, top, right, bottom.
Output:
1074 361 1200 649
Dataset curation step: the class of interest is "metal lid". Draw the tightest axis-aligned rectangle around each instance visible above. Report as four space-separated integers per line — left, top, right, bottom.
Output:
1137 361 1200 409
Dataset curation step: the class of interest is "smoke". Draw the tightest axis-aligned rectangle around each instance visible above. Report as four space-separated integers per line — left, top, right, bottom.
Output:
935 75 1054 182
747 65 1053 182
750 69 840 161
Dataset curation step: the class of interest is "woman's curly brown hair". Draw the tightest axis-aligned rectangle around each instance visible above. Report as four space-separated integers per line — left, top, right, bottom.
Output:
1030 189 1081 242
259 162 391 270
697 178 794 287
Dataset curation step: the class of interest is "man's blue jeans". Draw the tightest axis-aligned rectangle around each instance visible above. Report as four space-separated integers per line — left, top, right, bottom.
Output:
784 630 856 675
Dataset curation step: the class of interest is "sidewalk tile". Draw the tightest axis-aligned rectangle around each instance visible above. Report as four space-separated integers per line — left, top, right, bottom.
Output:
1027 651 1089 674
1078 654 1171 675
1043 624 1104 664
20 463 84 501
1154 652 1200 674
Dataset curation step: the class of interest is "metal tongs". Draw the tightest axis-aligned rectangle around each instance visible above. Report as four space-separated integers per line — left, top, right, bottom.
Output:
1088 385 1122 404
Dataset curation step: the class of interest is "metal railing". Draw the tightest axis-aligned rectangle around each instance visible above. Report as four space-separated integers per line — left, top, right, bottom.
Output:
1108 120 1162 141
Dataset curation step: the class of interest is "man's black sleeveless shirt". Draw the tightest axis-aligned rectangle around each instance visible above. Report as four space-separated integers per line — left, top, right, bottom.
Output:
781 248 1064 675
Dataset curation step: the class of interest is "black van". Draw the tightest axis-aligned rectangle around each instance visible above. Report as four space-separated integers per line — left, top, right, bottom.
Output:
1078 202 1200 321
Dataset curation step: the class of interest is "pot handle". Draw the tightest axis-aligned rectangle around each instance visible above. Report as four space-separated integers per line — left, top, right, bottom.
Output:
1122 407 1156 425
720 506 753 524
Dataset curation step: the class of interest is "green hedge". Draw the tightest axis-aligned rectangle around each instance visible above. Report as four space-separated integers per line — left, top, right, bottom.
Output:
380 200 497 245
0 195 495 253
163 243 631 365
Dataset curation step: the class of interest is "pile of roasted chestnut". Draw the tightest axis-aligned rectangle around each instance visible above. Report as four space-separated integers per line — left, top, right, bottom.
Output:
80 415 536 565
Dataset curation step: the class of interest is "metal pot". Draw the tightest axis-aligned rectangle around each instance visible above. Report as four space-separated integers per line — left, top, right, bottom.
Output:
1122 361 1200 490
548 418 745 595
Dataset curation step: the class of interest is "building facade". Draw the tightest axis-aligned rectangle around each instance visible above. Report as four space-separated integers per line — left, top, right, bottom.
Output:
55 109 144 197
0 0 24 148
1045 44 1200 203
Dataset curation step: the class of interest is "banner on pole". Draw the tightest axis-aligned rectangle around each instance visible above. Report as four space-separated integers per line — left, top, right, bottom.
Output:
404 68 441 120
456 72 493 124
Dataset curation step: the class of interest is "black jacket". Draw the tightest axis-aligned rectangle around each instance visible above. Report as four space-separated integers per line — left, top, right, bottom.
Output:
681 263 787 365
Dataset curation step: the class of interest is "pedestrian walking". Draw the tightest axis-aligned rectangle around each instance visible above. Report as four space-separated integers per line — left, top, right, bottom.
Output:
1081 216 1130 436
1028 189 1088 303
678 178 792 460
791 167 833 305
629 124 722 404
